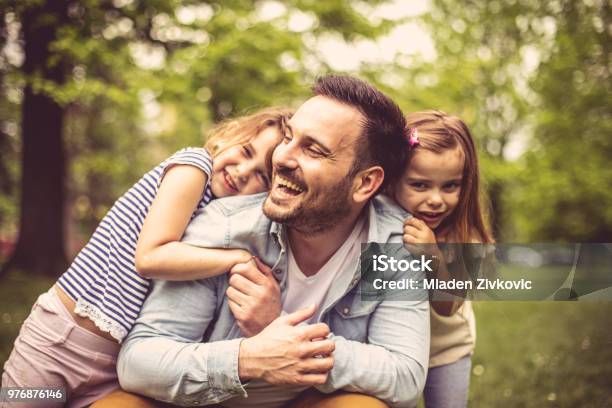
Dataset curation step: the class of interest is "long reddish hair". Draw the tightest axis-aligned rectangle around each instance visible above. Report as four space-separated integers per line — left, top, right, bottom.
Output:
404 110 493 244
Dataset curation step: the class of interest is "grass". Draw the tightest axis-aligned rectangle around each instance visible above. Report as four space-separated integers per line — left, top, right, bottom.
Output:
468 302 612 407
1 273 611 406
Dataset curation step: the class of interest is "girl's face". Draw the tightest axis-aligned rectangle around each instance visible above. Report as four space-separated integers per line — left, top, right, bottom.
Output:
209 126 281 197
394 148 465 230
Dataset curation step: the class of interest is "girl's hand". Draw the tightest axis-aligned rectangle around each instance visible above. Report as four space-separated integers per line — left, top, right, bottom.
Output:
234 249 257 266
403 217 440 257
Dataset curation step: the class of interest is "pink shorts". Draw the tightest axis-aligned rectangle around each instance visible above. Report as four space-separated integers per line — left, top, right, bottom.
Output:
1 288 121 408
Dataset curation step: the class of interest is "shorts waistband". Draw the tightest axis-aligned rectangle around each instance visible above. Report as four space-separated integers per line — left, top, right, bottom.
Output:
36 287 121 356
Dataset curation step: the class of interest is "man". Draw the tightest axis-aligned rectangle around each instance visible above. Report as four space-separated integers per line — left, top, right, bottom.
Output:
116 76 430 407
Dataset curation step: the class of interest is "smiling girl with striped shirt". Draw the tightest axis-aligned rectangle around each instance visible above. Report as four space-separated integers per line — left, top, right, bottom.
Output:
1 107 291 408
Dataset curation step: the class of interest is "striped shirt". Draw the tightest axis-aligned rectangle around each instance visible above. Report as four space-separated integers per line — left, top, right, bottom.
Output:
57 147 214 342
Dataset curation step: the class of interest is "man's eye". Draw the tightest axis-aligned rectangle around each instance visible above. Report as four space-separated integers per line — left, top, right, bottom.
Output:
306 146 323 156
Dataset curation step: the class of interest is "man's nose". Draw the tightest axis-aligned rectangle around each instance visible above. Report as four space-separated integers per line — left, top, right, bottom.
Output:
273 140 298 169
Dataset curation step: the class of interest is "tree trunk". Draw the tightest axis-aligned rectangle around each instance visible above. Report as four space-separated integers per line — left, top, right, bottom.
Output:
1 1 70 277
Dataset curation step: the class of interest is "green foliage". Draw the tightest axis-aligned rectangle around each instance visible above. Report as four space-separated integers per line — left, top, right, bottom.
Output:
368 0 610 242
0 0 609 245
512 1 612 241
0 0 402 245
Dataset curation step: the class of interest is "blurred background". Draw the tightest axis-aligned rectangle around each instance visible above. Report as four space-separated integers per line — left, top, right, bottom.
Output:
0 0 610 406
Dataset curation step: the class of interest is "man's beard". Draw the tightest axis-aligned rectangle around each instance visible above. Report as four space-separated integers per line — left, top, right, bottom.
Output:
263 168 353 234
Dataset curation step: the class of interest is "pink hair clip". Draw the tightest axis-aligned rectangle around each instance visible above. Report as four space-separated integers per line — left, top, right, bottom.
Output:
408 127 419 147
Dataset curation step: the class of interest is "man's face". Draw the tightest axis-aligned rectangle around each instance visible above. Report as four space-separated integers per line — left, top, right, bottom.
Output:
263 96 365 233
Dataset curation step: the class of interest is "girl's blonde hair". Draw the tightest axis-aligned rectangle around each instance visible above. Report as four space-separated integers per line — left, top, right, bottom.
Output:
405 110 493 244
204 107 293 161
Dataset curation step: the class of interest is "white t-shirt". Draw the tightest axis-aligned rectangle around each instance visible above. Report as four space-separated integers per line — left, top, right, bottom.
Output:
223 217 368 408
283 216 367 323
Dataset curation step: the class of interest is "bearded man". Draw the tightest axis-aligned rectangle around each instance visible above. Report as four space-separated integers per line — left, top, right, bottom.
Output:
113 75 430 408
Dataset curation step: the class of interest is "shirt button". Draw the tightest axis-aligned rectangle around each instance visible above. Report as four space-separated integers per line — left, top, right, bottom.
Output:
343 307 350 315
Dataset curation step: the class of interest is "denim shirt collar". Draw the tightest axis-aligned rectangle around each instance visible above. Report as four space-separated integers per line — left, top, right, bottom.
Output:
264 199 389 317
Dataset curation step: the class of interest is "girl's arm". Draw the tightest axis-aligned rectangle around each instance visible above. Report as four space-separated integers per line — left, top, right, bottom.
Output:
135 164 252 280
427 249 465 316
403 217 466 316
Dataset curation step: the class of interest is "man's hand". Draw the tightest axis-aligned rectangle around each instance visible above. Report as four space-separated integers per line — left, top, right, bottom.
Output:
403 217 441 257
238 305 335 386
226 257 281 337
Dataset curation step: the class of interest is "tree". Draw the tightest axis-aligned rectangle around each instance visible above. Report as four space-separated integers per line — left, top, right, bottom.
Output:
1 0 71 276
513 0 611 241
0 0 399 277
372 0 610 242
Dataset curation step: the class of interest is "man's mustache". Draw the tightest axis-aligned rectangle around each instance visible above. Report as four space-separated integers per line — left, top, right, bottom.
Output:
273 167 307 191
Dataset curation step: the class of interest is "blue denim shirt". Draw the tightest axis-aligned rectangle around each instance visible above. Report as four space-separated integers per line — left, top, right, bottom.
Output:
117 193 430 408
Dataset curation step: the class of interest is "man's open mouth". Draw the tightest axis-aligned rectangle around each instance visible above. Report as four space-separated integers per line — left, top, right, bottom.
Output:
274 175 305 197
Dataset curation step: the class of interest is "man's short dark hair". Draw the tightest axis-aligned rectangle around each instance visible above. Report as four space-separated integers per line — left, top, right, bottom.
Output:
312 75 408 190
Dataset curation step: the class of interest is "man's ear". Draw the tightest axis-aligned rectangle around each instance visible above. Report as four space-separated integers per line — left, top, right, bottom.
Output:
352 166 385 204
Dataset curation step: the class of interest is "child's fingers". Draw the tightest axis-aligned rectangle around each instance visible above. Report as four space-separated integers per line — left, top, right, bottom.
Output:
404 217 427 233
403 224 421 237
403 233 421 244
407 216 429 229
404 216 419 227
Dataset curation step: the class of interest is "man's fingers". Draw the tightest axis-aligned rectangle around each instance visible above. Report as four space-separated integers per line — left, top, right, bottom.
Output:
228 298 242 312
297 322 330 341
278 304 316 326
230 262 267 286
228 299 244 318
301 356 334 374
229 273 259 296
295 373 329 386
226 286 249 306
252 257 273 276
302 339 335 357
